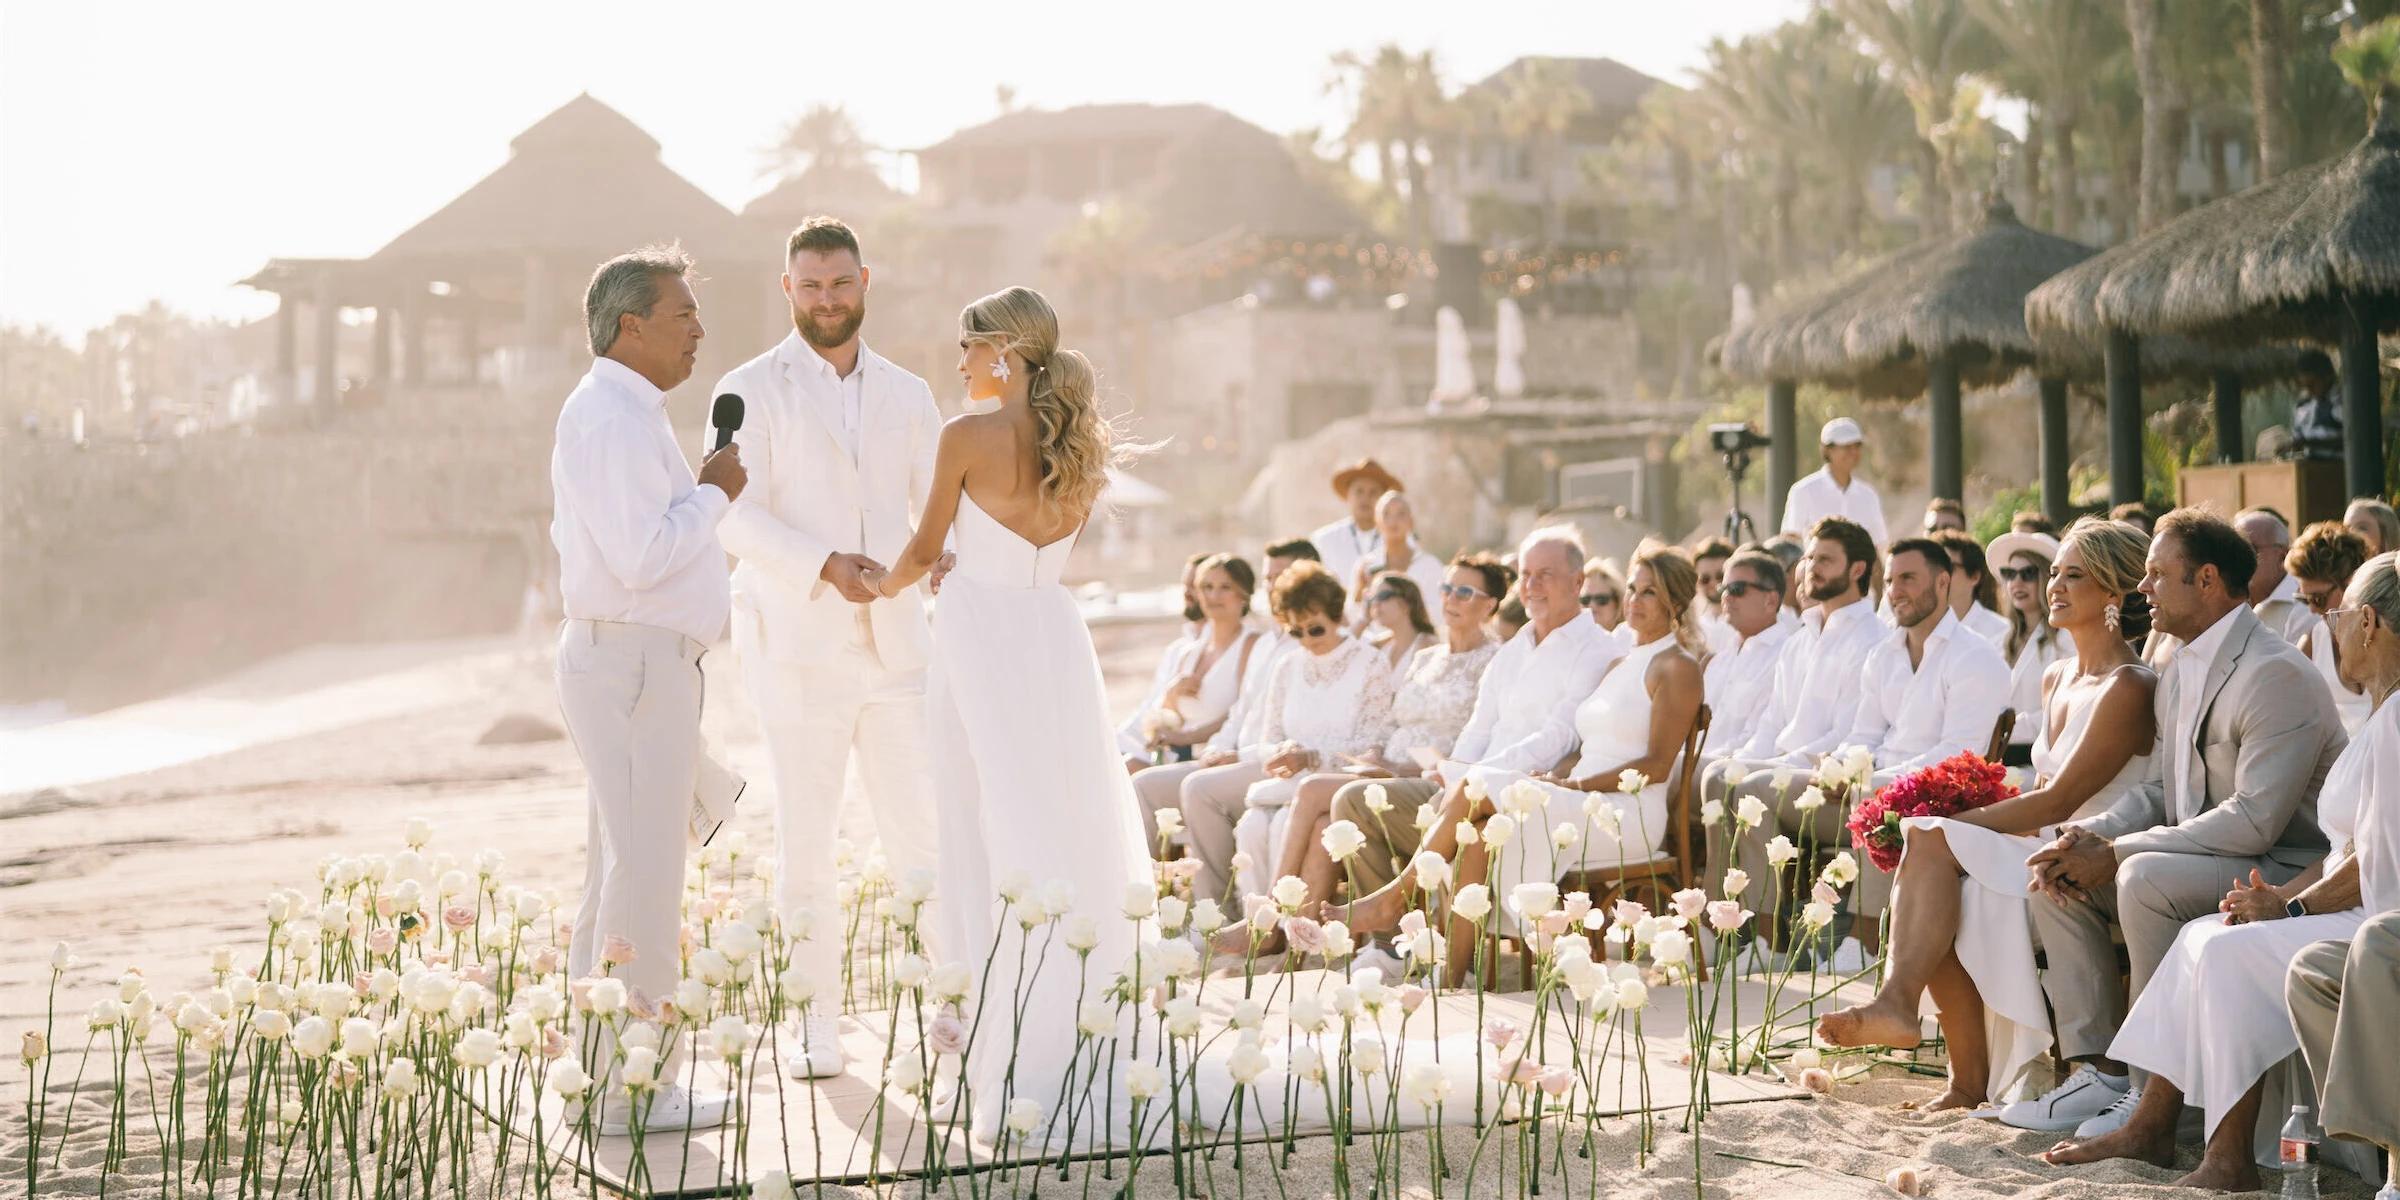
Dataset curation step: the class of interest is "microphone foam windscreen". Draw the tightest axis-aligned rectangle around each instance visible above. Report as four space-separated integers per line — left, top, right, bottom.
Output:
711 393 745 432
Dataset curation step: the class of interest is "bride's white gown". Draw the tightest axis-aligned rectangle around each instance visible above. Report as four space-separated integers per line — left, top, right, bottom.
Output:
925 491 1153 1138
1902 677 2152 1101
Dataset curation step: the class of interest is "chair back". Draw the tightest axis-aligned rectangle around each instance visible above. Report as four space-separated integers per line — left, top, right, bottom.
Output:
1673 703 1713 885
1983 707 2017 762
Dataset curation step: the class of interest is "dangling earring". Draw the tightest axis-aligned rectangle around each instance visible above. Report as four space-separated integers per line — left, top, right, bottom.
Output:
989 357 1011 384
2104 602 2121 633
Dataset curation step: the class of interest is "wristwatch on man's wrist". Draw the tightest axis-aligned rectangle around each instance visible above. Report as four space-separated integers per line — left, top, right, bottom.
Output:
2285 896 2308 920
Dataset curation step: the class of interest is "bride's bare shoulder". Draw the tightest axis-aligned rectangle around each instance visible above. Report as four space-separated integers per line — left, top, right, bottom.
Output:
2094 661 2159 706
937 410 1015 454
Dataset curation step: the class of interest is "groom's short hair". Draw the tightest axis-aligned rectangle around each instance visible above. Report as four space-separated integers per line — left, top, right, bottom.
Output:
2157 507 2257 597
786 216 861 263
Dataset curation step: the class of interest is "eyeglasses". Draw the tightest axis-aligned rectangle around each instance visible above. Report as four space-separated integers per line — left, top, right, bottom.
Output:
2301 589 2338 613
1438 583 1490 601
1997 566 2046 584
1282 622 1333 639
1580 593 1620 608
1370 589 1403 604
1718 580 1771 600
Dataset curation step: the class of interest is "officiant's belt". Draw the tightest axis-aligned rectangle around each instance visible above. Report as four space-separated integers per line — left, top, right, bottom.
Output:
562 618 707 664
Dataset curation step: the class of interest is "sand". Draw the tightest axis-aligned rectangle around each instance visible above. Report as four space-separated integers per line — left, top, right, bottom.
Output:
1 628 2386 1198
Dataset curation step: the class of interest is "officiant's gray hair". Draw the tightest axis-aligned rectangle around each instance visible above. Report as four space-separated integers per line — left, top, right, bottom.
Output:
585 244 695 355
2354 551 2400 629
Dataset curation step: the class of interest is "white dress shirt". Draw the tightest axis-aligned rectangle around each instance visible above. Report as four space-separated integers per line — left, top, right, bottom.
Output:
1779 466 1888 546
549 356 730 644
1741 598 1887 764
1701 614 1797 756
1311 517 1384 587
1843 608 2014 772
1446 615 1625 776
2168 604 2247 768
1208 629 1298 756
1960 602 2012 649
2252 573 2313 645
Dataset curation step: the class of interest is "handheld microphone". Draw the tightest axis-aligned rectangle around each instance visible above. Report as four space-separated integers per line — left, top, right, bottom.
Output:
711 393 744 452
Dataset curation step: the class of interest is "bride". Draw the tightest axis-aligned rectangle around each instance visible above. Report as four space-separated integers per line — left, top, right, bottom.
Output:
1815 516 2157 1111
865 286 1153 1140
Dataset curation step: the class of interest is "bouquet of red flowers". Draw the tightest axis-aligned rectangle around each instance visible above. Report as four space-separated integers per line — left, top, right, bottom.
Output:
1846 751 2019 872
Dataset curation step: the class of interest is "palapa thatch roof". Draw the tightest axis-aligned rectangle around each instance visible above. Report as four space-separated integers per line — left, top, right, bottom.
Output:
2032 104 2400 348
2023 233 2313 384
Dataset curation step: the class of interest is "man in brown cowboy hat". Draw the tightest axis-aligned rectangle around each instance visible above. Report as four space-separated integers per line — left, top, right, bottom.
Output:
1315 457 1403 587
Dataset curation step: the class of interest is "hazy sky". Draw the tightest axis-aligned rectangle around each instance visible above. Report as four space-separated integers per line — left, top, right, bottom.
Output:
0 1 1804 337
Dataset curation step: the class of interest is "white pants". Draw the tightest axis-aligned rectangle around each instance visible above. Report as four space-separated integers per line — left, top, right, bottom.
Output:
558 619 704 1013
743 611 940 995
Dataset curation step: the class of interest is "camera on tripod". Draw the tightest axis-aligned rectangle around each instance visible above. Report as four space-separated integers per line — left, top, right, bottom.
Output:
1709 423 1771 457
1708 423 1771 545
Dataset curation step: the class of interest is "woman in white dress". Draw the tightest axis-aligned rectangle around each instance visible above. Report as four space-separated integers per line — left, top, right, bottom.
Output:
1118 554 1261 781
1816 517 2157 1112
1332 541 1704 985
1990 530 2071 766
2288 520 2373 735
1364 573 1438 686
867 285 1153 1141
2043 551 2400 1191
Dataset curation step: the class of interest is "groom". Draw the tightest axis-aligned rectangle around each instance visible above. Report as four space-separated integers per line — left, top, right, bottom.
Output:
715 217 948 1080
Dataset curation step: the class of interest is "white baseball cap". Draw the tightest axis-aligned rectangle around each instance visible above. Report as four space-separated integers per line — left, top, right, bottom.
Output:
1820 417 1865 446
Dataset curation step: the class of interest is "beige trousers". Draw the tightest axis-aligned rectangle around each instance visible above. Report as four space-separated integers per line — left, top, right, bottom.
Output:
2287 910 2400 1151
1131 760 1205 849
1331 776 1444 896
1178 761 1267 917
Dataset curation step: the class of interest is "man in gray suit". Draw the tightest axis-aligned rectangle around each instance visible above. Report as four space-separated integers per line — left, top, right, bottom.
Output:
2000 508 2341 1137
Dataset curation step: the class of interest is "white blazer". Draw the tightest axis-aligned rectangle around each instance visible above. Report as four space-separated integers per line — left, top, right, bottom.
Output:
713 333 942 671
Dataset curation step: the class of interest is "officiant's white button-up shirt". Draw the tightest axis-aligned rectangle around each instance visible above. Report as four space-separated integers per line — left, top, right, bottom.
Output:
1447 614 1623 776
1843 608 2012 773
549 356 731 645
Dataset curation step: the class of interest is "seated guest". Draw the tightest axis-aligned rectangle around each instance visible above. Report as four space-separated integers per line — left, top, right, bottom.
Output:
2288 919 2400 1199
1989 529 2070 766
1216 563 1397 903
1493 590 1529 642
1347 491 1445 621
1130 541 1311 863
2042 551 2400 1189
2011 510 2059 537
1923 497 1967 534
1323 529 1623 924
1314 458 1402 586
2291 521 2375 733
2108 501 2154 537
2004 507 2341 1134
1116 554 1211 762
1119 555 1260 774
2239 507 2314 644
1759 534 1809 612
2345 495 2400 557
1221 554 1507 957
1581 557 1628 637
1362 573 1437 686
1701 518 1889 934
1699 549 1800 761
1331 540 1705 984
1815 518 2156 1111
1931 528 2012 648
1690 537 1741 654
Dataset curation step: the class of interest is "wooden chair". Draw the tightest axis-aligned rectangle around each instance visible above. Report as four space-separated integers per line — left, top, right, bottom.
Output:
1488 704 1714 990
1982 708 2016 763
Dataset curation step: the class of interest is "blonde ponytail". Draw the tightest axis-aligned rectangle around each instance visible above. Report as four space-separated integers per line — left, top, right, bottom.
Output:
960 286 1133 515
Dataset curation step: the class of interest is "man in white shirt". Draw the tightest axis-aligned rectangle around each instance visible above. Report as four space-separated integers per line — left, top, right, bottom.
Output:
1702 517 1887 931
1334 528 1624 897
710 218 950 1080
1780 417 1888 547
1699 550 1799 760
551 246 743 1133
1931 528 2014 648
1312 458 1402 585
2237 508 2312 644
1346 490 1447 613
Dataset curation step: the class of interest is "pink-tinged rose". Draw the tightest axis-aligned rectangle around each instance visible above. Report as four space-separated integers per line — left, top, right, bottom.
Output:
1538 1065 1574 1097
1483 1017 1522 1050
1282 916 1327 956
352 971 374 996
1799 1066 1833 1094
1671 888 1709 921
569 979 594 1011
1707 900 1751 933
1561 892 1592 923
926 1012 969 1056
1884 1166 1920 1195
1397 985 1428 1014
542 1029 570 1060
692 898 720 922
530 947 562 977
1496 1054 1544 1085
459 960 496 989
709 886 734 904
600 935 638 966
1538 911 1569 937
1396 910 1427 937
442 906 476 933
375 895 397 918
1169 858 1203 881
625 987 658 1022
425 947 452 966
1612 900 1648 927
1811 881 1842 908
366 928 398 955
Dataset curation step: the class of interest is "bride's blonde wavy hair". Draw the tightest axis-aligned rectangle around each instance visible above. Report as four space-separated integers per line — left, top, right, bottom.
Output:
960 286 1130 515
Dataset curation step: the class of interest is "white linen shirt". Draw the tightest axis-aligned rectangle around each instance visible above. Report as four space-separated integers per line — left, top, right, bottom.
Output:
1701 614 1798 756
549 356 730 644
1741 598 1886 764
2166 604 2247 780
1779 466 1888 546
2252 573 2313 645
1446 615 1625 776
1842 608 2013 772
1311 517 1384 587
1961 603 2012 649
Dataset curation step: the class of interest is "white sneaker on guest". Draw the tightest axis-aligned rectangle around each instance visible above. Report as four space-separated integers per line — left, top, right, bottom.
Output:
2074 1085 2145 1138
597 1084 732 1136
781 1011 845 1080
2373 1178 2397 1200
1996 1064 2131 1131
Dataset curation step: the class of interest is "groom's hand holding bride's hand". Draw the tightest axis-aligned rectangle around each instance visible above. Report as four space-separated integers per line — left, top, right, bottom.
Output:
929 552 956 595
821 553 885 603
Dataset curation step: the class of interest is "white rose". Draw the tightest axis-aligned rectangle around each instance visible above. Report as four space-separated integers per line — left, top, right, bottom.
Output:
292 1016 336 1059
1077 1003 1117 1037
340 1017 379 1058
1122 884 1158 921
689 948 732 987
1766 836 1800 867
1736 795 1769 828
1350 1040 1386 1076
1125 1062 1166 1100
1288 1044 1324 1082
1700 799 1726 826
1822 852 1859 887
716 921 763 964
588 978 626 1016
1005 1098 1045 1135
1650 928 1691 967
1412 851 1453 892
709 1015 751 1060
1156 895 1189 933
892 954 929 989
674 978 712 1017
1482 813 1516 848
546 1058 591 1098
1322 920 1356 959
1063 916 1100 952
1501 778 1546 817
1364 783 1391 813
1270 875 1310 911
1793 787 1826 813
777 966 817 1006
1228 1043 1271 1085
1801 900 1836 929
1552 824 1580 849
1320 820 1367 861
1162 996 1202 1038
1289 995 1327 1033
1615 979 1649 1010
1191 905 1225 936
382 1057 420 1098
1155 808 1185 838
1509 882 1559 921
403 817 434 849
453 1028 501 1069
621 1046 658 1088
1157 938 1201 979
1618 769 1649 795
1452 884 1493 922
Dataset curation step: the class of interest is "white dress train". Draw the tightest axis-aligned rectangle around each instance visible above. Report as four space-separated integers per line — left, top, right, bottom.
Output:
1901 683 2152 1102
926 493 1154 1138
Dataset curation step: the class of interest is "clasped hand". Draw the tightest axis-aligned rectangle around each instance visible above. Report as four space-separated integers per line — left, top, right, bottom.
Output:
2026 826 2115 904
2219 869 2288 924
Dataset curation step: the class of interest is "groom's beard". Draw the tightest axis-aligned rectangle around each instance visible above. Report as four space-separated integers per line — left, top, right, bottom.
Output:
795 297 866 349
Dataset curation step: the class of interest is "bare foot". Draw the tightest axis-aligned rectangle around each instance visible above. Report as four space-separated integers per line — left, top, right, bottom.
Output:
1815 994 1923 1050
2169 1157 2261 1193
1907 1085 1986 1112
1315 885 1409 937
1212 925 1281 957
2040 1123 2176 1169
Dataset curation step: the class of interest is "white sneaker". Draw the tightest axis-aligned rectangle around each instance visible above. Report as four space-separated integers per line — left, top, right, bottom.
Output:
781 1011 845 1080
597 1084 731 1136
2372 1177 2397 1200
1997 1065 2132 1131
2073 1085 2145 1139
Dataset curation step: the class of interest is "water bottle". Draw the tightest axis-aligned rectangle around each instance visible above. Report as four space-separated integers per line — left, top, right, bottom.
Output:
2280 1104 2323 1200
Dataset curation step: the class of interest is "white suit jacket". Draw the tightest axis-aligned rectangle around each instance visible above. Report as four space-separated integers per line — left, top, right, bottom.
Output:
713 333 942 670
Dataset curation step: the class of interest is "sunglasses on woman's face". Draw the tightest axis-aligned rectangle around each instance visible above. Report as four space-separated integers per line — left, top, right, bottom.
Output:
2301 586 2338 613
1718 580 1771 600
1438 584 1490 601
1370 589 1403 604
1997 566 2045 584
1580 592 1619 608
1283 622 1333 639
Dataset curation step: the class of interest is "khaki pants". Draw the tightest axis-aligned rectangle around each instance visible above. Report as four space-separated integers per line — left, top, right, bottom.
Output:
2288 910 2400 1151
1331 776 1444 896
1131 760 1205 850
1702 758 1893 942
1179 762 1266 917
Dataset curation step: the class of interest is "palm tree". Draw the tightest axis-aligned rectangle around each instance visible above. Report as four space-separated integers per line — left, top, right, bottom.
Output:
2252 0 2294 178
1832 0 1992 237
1802 25 1920 253
1968 0 2125 234
1695 32 1809 280
2125 0 2176 232
1329 46 1451 244
759 103 875 183
1495 58 1594 245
